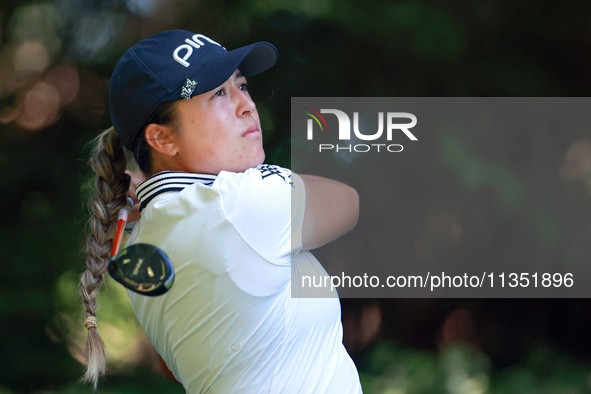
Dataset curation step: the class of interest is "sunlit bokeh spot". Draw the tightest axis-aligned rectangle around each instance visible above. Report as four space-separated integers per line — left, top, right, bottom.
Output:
440 132 525 212
125 0 159 17
441 346 490 394
343 303 382 352
415 212 462 262
441 308 475 347
14 41 50 74
251 0 331 18
359 303 382 345
9 3 61 56
71 12 126 63
68 343 86 365
16 81 60 131
560 141 591 181
44 64 80 106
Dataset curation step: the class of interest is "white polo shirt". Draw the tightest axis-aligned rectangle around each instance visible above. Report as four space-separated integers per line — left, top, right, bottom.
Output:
127 165 362 393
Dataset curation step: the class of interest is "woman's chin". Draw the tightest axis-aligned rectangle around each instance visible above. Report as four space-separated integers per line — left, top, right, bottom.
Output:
250 152 266 169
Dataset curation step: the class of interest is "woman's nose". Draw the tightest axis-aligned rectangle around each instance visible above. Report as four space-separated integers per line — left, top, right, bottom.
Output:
234 88 255 117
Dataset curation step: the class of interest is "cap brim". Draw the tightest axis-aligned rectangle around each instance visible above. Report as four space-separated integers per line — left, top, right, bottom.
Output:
235 43 278 77
166 42 278 101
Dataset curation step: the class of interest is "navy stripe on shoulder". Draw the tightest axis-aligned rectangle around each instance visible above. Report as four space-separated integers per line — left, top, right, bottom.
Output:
136 171 217 212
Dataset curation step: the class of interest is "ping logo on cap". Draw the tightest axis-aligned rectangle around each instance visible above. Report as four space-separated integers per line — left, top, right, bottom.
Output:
173 34 224 67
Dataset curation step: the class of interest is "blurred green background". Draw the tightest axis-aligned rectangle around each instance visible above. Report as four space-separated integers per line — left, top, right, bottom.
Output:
2 0 591 393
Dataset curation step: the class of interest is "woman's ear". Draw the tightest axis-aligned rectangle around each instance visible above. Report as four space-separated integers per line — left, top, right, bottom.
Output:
145 124 178 156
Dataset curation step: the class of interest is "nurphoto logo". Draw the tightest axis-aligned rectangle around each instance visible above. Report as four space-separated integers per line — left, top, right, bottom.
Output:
303 107 418 153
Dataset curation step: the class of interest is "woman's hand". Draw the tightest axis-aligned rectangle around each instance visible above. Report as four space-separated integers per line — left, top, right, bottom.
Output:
126 170 144 222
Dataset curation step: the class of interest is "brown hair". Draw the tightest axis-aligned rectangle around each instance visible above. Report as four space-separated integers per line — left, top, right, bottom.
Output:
80 101 178 389
80 127 130 389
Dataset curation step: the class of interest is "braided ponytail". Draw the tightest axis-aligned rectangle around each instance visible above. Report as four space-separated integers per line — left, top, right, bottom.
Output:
80 127 131 389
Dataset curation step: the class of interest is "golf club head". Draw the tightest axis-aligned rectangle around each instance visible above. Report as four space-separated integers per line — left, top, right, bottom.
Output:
108 243 175 296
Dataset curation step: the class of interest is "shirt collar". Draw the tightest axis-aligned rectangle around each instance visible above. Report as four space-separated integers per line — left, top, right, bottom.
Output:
136 171 217 211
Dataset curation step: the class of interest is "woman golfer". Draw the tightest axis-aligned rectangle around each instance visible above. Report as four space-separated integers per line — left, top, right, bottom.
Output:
80 30 361 393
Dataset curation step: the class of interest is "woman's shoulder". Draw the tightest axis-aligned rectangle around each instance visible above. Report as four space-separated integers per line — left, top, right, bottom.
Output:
215 164 298 214
219 164 292 180
215 164 295 192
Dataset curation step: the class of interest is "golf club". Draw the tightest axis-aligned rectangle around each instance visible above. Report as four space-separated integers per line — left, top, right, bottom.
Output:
107 201 175 296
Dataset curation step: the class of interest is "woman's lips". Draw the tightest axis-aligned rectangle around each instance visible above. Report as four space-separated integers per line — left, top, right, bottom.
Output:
242 125 260 137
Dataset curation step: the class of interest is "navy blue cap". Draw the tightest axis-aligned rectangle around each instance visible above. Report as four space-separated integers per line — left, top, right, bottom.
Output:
109 30 278 151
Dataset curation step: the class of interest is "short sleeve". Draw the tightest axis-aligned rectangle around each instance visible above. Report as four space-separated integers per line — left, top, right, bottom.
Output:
217 165 306 266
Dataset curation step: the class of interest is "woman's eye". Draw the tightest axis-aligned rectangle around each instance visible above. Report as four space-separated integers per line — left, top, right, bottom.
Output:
239 83 249 91
215 88 225 97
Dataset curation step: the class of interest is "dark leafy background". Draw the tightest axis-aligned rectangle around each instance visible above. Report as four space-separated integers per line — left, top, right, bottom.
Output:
2 0 591 393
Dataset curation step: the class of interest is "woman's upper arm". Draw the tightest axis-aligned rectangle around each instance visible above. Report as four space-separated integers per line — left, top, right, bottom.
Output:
300 174 359 250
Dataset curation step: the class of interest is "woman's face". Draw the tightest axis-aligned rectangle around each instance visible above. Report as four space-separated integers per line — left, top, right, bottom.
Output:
170 70 265 175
